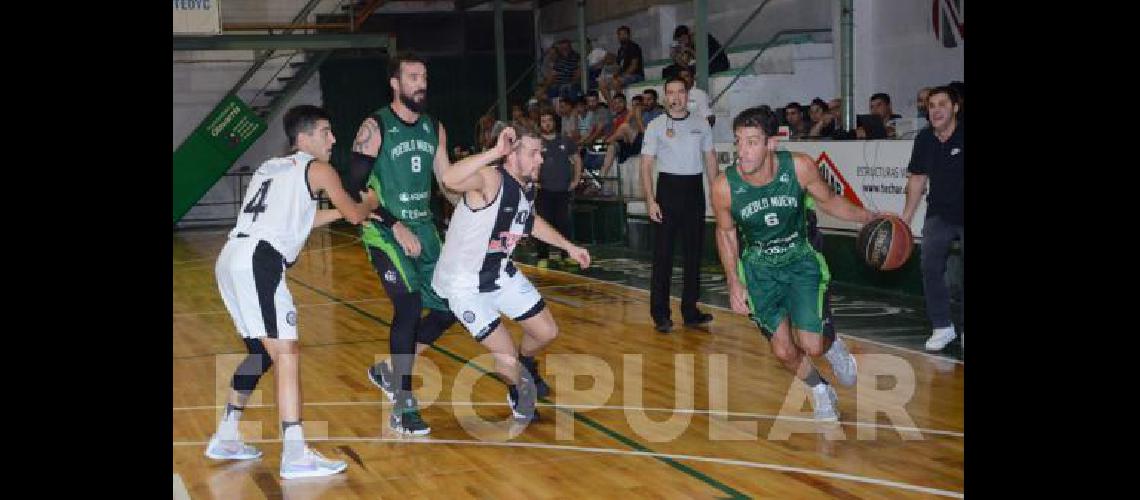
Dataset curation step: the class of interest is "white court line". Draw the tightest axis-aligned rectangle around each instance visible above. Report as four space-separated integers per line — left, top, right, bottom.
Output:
523 264 964 365
172 436 963 498
172 227 363 266
173 473 192 500
534 283 593 290
174 285 588 316
173 298 389 317
172 401 962 438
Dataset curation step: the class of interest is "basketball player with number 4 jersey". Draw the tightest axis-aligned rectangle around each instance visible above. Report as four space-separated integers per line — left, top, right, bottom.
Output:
433 123 591 423
210 105 378 478
711 106 884 421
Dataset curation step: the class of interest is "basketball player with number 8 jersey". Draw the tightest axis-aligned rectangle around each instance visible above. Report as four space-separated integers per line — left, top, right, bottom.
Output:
711 106 885 422
343 53 459 437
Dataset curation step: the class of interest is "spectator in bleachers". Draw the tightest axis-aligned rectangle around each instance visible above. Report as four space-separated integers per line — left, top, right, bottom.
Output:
580 91 612 146
535 44 557 99
511 102 537 132
599 26 645 102
641 88 663 115
784 102 810 139
677 68 715 127
598 89 664 194
916 87 932 124
606 92 630 135
857 92 902 139
557 95 581 143
527 97 542 126
662 25 730 81
535 108 582 268
807 98 836 138
828 98 851 137
543 39 582 100
475 113 496 151
588 46 615 95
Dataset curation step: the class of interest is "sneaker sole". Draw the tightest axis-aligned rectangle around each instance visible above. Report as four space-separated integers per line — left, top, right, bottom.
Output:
925 336 957 351
205 449 262 460
280 464 348 480
366 367 395 402
389 421 432 436
507 394 539 422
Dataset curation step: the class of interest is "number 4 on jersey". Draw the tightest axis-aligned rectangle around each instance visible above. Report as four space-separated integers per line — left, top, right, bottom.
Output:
243 179 273 221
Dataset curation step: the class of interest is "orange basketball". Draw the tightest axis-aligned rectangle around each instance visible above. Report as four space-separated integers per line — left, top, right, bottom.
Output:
856 215 914 271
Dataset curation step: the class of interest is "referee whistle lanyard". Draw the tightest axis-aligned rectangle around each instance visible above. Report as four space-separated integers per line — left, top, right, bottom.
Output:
665 110 690 138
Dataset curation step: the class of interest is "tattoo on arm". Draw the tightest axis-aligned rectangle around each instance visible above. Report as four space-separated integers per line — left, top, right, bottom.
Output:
353 119 379 154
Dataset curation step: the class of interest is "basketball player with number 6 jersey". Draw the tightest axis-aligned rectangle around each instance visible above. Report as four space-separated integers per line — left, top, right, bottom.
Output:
433 123 591 422
710 106 883 421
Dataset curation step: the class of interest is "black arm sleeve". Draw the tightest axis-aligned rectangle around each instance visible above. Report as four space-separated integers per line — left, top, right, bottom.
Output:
348 152 399 228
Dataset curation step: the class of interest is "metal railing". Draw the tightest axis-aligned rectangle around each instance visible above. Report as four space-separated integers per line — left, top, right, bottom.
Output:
178 170 331 227
709 28 831 107
482 60 539 120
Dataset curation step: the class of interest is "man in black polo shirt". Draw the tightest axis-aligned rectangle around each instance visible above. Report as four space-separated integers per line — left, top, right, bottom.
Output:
901 86 964 351
536 110 582 268
599 25 645 102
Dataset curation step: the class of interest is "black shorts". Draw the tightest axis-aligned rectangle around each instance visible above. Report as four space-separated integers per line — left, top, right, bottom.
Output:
617 133 644 164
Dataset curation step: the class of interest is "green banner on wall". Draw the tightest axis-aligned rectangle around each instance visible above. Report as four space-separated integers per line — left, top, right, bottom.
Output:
173 95 267 223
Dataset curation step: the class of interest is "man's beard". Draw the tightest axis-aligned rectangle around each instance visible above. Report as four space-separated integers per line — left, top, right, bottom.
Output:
400 90 426 113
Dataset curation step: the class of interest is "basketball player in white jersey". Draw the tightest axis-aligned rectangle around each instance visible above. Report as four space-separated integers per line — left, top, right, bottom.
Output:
432 123 590 421
207 105 379 479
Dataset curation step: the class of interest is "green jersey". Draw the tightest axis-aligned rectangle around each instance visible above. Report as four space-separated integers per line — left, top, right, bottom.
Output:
727 150 811 265
363 106 439 245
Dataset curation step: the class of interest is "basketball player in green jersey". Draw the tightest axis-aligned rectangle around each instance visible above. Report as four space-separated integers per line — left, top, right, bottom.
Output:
803 196 837 340
711 106 879 421
344 52 458 435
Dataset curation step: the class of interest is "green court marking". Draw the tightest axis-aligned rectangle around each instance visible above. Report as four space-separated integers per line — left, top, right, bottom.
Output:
288 276 750 499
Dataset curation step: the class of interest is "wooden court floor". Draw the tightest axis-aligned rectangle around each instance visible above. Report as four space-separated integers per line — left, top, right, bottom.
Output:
173 225 964 499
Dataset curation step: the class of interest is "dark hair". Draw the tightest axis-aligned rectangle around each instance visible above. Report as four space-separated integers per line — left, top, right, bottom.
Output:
539 107 560 133
870 92 891 105
673 25 690 39
784 102 804 114
388 51 426 79
612 93 626 101
618 25 631 36
490 121 541 166
928 85 961 106
946 80 965 101
732 106 779 138
643 88 658 100
283 105 331 148
665 75 688 91
810 97 829 111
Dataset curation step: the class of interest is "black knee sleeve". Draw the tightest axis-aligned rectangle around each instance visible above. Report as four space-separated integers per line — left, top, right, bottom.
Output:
417 309 457 345
232 338 273 394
